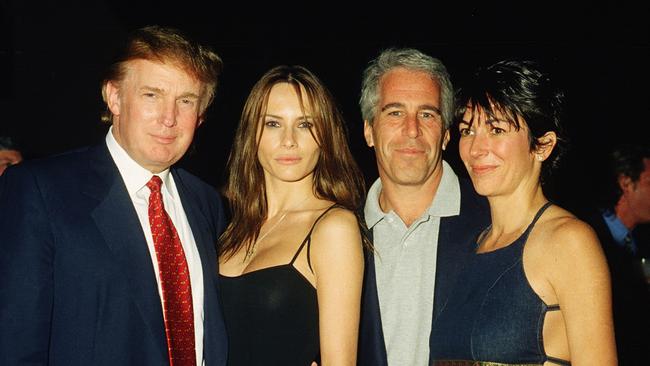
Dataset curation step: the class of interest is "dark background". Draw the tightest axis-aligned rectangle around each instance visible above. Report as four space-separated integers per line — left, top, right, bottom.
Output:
1 1 649 213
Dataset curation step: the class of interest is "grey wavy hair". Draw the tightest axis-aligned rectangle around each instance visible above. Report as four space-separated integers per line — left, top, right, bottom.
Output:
359 48 453 129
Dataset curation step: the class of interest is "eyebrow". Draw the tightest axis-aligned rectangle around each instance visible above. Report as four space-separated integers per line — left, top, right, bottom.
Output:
140 86 200 100
381 102 441 115
140 86 164 94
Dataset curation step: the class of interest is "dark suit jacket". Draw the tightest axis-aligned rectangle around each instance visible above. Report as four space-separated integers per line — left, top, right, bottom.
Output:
0 143 228 365
580 209 650 366
357 177 490 366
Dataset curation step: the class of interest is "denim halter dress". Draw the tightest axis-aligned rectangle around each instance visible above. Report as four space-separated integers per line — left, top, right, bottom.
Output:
430 202 570 366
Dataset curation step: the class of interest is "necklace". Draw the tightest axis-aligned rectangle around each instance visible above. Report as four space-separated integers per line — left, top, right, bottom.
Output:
244 196 311 261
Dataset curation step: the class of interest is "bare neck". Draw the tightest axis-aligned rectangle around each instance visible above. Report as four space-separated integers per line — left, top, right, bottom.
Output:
264 179 316 217
488 185 548 234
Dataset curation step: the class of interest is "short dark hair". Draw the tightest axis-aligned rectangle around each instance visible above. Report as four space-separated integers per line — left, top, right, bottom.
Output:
100 25 223 123
0 136 20 151
602 144 650 209
455 59 566 182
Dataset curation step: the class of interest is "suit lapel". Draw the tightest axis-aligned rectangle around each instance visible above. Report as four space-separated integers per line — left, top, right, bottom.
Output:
358 230 389 366
85 144 168 361
428 178 490 365
433 215 461 319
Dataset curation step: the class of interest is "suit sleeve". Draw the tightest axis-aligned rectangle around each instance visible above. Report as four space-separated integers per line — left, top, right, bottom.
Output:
0 166 55 364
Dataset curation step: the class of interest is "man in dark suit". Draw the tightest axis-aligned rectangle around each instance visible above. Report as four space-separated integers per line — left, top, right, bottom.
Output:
357 48 489 366
0 26 227 366
580 144 650 366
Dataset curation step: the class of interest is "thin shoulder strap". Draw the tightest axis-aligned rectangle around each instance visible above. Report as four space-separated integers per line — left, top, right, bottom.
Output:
289 204 341 271
523 201 553 236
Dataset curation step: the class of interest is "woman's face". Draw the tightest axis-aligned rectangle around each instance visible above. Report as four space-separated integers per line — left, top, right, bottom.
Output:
458 106 540 198
257 82 320 186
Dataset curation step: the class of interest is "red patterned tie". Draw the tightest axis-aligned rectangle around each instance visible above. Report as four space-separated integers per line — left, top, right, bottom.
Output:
147 176 196 366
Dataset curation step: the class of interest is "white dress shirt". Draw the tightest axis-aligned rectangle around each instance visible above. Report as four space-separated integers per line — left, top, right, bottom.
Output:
106 128 205 365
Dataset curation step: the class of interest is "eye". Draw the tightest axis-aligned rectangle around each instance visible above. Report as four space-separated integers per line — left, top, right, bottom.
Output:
179 98 195 105
143 92 157 98
298 121 313 129
419 111 440 120
459 127 473 137
490 126 507 135
387 110 403 117
264 120 280 128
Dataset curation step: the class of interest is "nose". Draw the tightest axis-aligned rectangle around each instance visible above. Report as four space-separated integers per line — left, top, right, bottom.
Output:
160 100 177 127
469 130 489 158
281 127 297 148
403 113 421 138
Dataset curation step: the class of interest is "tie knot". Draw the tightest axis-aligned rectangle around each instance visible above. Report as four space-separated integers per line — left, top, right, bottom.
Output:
146 175 163 193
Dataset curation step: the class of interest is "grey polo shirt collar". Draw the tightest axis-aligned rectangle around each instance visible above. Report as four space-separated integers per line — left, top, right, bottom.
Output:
365 160 460 228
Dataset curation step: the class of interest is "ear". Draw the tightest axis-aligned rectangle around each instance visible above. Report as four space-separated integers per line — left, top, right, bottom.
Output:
534 131 557 162
363 120 375 147
442 128 451 151
104 80 121 116
197 116 205 127
617 174 633 193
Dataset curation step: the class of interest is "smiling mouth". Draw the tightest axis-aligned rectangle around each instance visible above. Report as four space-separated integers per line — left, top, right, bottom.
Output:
471 165 496 175
395 147 424 155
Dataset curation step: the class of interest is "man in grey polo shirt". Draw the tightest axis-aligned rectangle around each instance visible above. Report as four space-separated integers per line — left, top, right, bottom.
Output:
356 48 489 366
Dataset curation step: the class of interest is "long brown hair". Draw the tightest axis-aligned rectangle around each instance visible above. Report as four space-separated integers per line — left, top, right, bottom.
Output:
219 65 366 259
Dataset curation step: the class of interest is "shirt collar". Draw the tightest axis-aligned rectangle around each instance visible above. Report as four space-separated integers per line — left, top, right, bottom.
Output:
601 209 634 247
364 160 460 228
105 127 172 197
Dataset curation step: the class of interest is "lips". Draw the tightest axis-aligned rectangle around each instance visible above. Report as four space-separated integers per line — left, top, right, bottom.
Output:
394 146 425 156
151 134 177 144
470 164 496 175
275 156 301 165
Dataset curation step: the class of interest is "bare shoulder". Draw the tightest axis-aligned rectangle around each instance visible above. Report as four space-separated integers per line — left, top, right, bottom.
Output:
541 206 600 251
310 206 363 260
531 205 606 270
313 206 360 232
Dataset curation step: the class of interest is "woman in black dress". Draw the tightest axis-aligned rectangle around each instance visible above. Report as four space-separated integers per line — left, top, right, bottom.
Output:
218 65 366 366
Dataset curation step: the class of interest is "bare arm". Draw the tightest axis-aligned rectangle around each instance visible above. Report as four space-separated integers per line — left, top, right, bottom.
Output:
548 218 617 365
310 208 364 366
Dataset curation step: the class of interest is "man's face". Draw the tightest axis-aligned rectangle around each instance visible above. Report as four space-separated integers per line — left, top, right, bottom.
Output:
0 149 23 175
364 67 449 188
105 59 205 173
622 158 650 225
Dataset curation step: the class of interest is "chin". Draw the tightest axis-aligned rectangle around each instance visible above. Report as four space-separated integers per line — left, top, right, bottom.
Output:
469 180 493 197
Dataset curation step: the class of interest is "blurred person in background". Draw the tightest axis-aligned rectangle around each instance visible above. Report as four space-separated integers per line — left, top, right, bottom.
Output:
579 143 650 365
0 135 23 175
